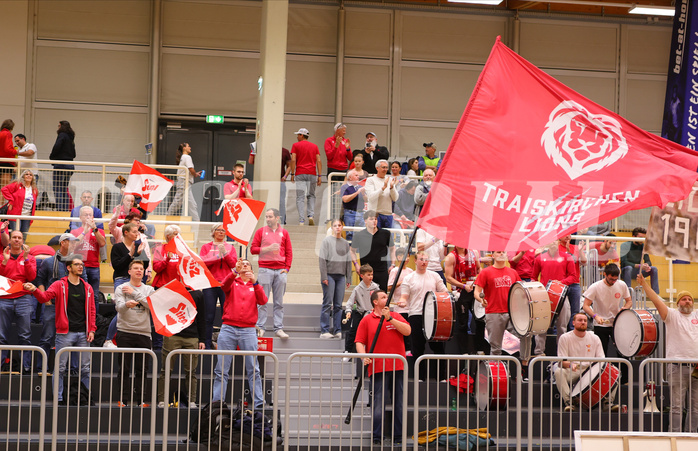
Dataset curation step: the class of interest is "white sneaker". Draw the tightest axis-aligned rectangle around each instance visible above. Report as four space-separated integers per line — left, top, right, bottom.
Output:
342 351 351 363
103 340 116 348
157 402 165 408
334 332 342 339
189 402 198 408
257 328 265 337
275 329 289 339
319 332 334 339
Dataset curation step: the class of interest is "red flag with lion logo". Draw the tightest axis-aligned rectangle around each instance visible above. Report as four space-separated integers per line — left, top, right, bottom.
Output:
163 234 220 290
123 160 173 212
417 37 698 252
147 280 197 337
217 198 266 246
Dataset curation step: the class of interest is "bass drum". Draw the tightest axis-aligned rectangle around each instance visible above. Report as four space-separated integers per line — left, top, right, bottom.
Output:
508 281 551 337
476 360 509 411
569 362 620 410
422 291 455 342
545 280 568 326
613 309 659 358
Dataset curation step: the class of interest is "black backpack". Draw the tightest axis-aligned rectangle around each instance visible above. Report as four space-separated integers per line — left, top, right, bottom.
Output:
190 401 239 446
59 375 94 406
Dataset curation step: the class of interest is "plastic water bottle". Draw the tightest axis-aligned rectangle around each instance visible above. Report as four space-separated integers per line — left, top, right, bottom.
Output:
450 397 457 411
200 170 206 179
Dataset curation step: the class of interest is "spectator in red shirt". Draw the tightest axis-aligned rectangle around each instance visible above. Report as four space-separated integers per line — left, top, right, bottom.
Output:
355 290 411 445
0 230 37 373
325 123 352 176
223 163 252 200
71 206 106 313
251 208 293 339
0 119 18 195
199 223 237 348
589 234 620 267
290 128 322 226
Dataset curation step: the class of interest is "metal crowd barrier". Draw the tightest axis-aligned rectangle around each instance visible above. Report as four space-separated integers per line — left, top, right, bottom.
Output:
0 346 47 451
285 352 409 450
414 354 522 451
638 358 698 433
527 356 633 451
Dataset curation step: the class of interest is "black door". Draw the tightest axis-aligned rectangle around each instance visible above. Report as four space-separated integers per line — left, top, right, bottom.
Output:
158 124 254 221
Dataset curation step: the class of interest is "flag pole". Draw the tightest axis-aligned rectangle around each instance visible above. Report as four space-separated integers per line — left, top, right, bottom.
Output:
344 224 420 424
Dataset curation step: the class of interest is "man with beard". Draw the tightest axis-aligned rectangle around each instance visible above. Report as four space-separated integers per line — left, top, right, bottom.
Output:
224 163 253 199
554 312 616 412
637 274 698 432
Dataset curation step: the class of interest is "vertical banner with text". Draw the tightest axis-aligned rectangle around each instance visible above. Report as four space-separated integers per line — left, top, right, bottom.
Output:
661 0 698 150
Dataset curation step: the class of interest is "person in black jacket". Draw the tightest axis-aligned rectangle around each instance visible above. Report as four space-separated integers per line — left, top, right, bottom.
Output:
50 120 76 211
353 132 389 175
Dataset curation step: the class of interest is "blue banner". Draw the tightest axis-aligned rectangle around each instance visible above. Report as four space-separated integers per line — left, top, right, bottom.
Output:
661 0 698 150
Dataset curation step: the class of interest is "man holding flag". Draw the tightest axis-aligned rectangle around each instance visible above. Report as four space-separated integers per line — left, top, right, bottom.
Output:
212 258 268 407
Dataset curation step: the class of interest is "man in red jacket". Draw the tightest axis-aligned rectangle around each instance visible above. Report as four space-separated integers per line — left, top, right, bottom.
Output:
25 255 96 403
251 208 293 338
0 230 37 373
211 259 268 407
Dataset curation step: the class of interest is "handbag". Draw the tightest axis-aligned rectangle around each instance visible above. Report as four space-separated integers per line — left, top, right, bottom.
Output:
0 203 10 216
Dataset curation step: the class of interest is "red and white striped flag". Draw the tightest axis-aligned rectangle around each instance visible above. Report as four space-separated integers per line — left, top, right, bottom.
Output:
147 280 197 337
123 160 173 212
0 275 24 297
216 198 266 246
163 234 221 290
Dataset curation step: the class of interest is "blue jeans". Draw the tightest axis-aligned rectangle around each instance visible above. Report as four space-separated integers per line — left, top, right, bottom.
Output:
566 283 581 330
321 274 345 334
280 181 287 224
55 332 91 402
37 304 56 370
371 370 404 442
8 219 31 235
377 214 393 229
113 276 129 291
202 287 225 349
343 209 364 242
294 174 316 222
211 324 264 408
84 266 101 314
622 265 659 294
0 294 36 370
257 268 287 332
52 164 74 211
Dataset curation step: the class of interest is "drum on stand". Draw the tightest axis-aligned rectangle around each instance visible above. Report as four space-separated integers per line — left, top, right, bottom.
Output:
545 280 568 326
476 360 509 411
422 291 455 342
613 309 659 358
569 362 620 410
508 281 551 336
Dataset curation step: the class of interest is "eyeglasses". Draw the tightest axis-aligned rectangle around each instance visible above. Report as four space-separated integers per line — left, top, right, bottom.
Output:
70 263 85 267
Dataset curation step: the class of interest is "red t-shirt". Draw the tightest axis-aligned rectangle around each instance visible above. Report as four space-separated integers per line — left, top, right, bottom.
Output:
291 140 320 176
507 250 536 280
71 227 105 268
224 179 251 199
558 243 581 283
590 241 619 267
355 311 408 376
474 266 520 314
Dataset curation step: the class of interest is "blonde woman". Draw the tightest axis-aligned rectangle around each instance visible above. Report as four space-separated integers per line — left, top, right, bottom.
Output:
1 170 38 234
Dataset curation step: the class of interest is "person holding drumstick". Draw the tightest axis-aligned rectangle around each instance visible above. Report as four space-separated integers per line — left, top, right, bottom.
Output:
636 274 698 432
398 251 448 381
554 312 617 412
581 263 632 355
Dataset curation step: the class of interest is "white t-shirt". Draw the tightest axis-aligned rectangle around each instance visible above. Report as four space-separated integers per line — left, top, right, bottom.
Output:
178 154 195 185
22 188 34 215
582 279 630 327
416 228 445 272
402 269 448 316
557 330 604 370
388 266 413 314
18 143 38 173
664 308 698 360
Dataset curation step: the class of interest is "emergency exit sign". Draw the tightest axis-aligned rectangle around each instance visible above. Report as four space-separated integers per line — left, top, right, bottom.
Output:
206 115 224 124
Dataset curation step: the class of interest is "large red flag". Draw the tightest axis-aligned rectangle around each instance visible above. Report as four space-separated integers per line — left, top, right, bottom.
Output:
216 198 266 246
163 234 221 290
123 160 173 212
418 37 698 252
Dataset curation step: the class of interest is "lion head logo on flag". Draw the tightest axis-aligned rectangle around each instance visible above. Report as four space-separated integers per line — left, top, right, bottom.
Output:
541 101 628 180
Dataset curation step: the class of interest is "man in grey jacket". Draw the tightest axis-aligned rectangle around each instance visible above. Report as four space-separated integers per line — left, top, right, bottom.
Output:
114 260 155 407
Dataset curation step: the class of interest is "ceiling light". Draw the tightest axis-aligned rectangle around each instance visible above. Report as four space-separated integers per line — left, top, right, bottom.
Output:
629 6 675 16
448 0 504 5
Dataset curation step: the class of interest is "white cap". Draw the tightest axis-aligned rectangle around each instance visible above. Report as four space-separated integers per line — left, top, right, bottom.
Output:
59 233 79 242
293 128 310 136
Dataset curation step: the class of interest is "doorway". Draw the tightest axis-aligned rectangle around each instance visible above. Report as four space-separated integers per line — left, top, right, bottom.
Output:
158 122 255 222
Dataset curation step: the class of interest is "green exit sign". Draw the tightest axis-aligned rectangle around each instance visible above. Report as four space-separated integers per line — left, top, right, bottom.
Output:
206 115 224 124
